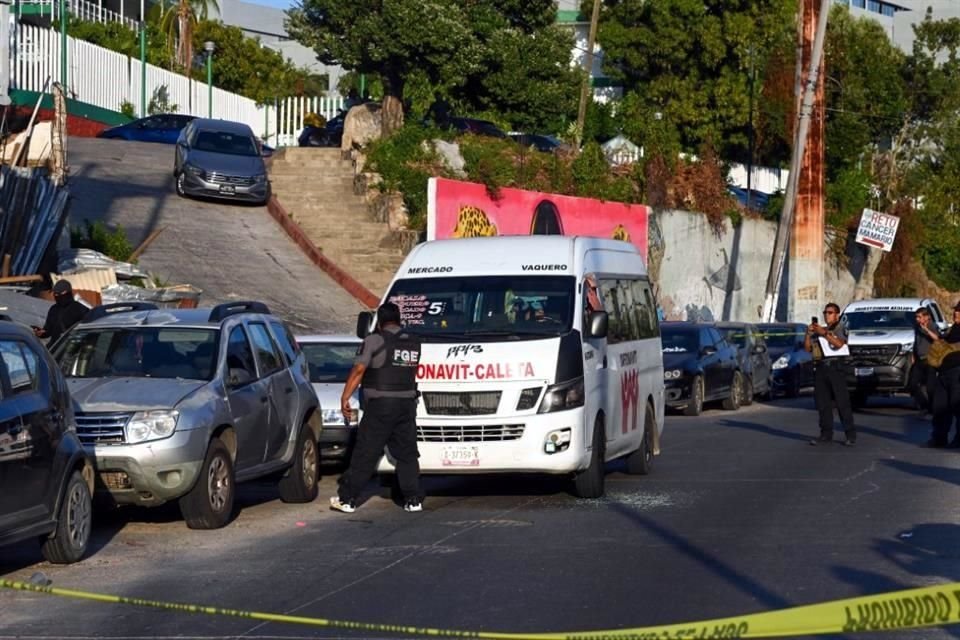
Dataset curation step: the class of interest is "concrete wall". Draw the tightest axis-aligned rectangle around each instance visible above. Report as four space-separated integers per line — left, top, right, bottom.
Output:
652 209 860 323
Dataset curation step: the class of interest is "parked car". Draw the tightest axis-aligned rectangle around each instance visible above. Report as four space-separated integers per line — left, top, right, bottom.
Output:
51 301 323 530
174 118 271 205
98 114 196 144
509 133 564 152
756 322 814 398
842 298 947 406
0 321 93 563
444 117 507 139
295 334 362 461
662 321 743 416
716 322 772 404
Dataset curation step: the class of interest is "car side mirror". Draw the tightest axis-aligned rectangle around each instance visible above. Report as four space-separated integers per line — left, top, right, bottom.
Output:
356 310 373 339
702 345 717 356
586 311 608 339
227 367 253 388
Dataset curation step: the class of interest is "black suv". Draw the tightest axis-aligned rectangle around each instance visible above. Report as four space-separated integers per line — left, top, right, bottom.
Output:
0 321 92 563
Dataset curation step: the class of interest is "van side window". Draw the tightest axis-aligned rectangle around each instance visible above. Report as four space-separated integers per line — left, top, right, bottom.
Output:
598 279 623 344
630 279 660 339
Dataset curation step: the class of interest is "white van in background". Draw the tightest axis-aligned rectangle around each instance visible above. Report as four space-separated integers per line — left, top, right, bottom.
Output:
357 236 665 498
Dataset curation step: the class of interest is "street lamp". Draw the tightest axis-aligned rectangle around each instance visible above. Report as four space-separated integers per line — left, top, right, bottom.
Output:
204 40 214 118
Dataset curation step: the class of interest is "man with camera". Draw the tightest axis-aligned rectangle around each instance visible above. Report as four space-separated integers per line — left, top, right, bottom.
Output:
805 302 856 446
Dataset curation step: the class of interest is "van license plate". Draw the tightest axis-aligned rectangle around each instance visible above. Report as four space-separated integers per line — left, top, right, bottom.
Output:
855 367 874 377
441 445 479 467
219 184 236 194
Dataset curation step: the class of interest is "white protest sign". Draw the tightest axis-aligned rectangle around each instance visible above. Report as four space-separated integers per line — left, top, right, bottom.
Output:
855 208 900 252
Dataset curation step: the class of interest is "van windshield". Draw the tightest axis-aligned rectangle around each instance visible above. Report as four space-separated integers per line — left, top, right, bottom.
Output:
844 310 914 331
386 276 576 338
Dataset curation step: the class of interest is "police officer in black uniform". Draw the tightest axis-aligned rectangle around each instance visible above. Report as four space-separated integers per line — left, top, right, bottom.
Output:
806 302 856 446
331 302 424 513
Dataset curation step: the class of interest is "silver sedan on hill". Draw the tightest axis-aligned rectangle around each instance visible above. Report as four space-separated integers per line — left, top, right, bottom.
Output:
174 118 271 205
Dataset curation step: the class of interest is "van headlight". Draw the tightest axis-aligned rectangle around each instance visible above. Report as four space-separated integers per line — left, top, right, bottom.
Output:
125 410 179 444
772 355 790 370
538 377 584 414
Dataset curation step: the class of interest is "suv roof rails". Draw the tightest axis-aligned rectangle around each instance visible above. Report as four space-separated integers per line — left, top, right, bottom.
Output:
208 301 271 323
83 302 159 324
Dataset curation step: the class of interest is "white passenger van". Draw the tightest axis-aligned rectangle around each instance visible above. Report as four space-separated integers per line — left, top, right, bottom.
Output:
357 236 665 498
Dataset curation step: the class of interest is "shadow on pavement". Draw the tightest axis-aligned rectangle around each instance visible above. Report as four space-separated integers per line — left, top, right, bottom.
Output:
882 459 960 488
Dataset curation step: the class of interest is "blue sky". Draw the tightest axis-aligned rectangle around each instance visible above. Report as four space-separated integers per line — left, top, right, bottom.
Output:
249 0 295 9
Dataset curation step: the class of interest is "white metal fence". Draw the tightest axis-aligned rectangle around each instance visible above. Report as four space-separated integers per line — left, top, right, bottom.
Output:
18 0 138 30
12 24 345 146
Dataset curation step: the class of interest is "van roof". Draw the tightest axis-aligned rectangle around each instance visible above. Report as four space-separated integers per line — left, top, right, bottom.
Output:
401 236 644 276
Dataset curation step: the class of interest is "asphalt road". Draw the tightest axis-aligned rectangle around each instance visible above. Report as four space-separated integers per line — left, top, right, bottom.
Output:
66 138 363 334
2 394 960 639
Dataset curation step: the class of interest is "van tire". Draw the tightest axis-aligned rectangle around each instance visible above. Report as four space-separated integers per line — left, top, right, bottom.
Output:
625 404 655 475
41 471 92 564
180 438 234 530
572 419 605 499
278 427 319 503
683 376 704 416
723 372 743 411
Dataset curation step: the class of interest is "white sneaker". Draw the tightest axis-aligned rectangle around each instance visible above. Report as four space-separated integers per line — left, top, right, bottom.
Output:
330 496 356 513
403 499 423 513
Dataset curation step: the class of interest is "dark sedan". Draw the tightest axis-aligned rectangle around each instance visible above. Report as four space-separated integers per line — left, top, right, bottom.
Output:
98 114 195 144
510 133 564 152
717 322 772 404
662 322 744 416
757 323 814 397
174 119 271 205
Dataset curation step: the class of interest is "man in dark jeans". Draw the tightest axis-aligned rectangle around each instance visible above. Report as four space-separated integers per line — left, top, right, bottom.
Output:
910 307 941 413
331 302 424 513
929 303 960 448
806 302 856 446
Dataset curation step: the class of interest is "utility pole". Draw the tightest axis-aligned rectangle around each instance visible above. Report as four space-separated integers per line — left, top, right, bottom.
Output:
761 0 830 322
575 0 601 149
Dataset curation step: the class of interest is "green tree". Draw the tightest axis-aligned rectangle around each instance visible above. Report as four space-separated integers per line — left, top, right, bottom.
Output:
286 0 574 135
69 19 169 66
192 21 310 104
596 0 795 159
824 5 907 179
159 0 220 70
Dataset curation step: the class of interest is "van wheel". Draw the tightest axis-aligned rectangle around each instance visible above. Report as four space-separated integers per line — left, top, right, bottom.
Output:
741 375 755 406
683 376 704 416
625 404 655 475
723 372 743 411
41 471 91 564
279 427 319 503
180 438 234 530
572 419 605 498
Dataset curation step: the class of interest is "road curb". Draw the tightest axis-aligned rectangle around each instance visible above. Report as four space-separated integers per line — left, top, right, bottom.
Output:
266 195 381 309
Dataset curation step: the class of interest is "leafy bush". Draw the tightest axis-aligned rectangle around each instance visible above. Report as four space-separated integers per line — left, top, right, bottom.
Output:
70 220 134 263
119 100 136 119
366 124 446 229
147 85 178 115
826 166 871 229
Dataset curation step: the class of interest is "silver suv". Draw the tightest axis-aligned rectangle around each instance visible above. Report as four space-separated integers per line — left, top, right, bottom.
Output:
52 301 322 529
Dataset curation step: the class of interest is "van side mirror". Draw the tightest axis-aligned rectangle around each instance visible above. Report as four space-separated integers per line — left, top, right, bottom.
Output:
356 311 373 339
586 311 608 339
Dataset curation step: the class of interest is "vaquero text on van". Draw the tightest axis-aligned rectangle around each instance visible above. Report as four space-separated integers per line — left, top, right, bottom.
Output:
355 235 666 500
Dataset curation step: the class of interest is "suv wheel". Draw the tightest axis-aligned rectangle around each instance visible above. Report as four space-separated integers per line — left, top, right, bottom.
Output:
278 427 319 503
180 438 235 529
41 471 91 564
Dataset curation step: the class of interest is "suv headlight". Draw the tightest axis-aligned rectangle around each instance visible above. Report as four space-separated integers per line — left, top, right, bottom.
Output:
126 410 179 444
538 377 584 414
900 342 913 354
772 354 790 370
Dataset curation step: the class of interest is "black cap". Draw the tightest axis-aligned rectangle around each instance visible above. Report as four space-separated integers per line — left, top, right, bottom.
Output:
52 280 72 296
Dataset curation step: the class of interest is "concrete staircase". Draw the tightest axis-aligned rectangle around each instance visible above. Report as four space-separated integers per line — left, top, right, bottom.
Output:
269 147 408 298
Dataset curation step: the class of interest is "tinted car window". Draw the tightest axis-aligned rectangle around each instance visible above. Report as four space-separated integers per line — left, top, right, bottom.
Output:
0 341 37 394
301 343 357 383
269 321 299 365
247 323 283 376
662 328 698 353
192 130 258 157
226 326 257 377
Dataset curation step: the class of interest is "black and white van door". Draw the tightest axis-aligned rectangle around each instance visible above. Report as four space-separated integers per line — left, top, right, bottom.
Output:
582 274 608 447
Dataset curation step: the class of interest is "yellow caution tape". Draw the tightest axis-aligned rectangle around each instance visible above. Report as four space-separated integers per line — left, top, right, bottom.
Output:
4 579 960 639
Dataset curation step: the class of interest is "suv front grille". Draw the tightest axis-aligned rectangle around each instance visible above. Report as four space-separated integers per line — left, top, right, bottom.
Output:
76 412 133 445
422 391 502 416
208 172 255 186
850 345 900 363
418 424 524 442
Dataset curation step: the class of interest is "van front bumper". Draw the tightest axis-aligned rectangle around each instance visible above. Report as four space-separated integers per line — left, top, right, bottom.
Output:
377 407 588 475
